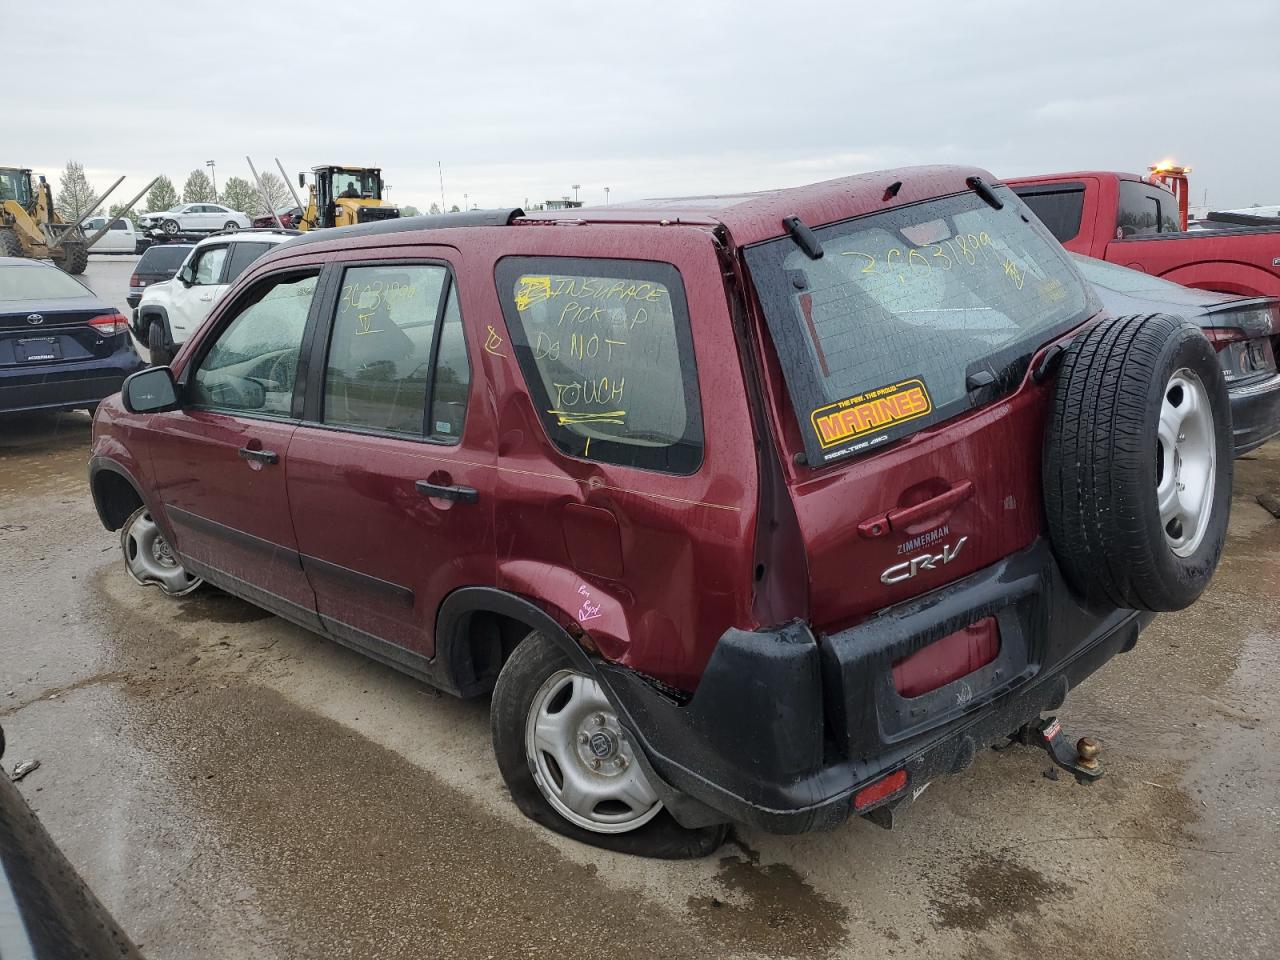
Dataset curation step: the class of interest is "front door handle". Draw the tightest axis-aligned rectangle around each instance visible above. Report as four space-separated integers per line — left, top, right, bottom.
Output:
238 447 279 466
415 479 478 504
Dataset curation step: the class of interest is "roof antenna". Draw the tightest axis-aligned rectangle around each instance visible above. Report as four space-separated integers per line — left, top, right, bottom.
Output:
783 216 823 260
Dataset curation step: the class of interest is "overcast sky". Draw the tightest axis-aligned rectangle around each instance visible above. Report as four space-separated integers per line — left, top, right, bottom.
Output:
15 0 1279 213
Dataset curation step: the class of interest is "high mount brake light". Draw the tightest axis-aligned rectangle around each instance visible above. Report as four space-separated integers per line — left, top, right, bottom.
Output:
87 313 129 336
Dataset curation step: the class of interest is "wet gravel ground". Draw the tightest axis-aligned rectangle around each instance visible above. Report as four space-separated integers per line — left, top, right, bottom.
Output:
2 258 1278 958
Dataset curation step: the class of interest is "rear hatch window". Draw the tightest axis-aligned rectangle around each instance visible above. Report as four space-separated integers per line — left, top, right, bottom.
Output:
745 186 1093 466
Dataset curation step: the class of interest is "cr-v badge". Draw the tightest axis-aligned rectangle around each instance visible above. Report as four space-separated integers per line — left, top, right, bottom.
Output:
881 536 968 585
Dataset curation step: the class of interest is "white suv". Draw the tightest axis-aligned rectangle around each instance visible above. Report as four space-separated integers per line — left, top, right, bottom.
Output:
135 231 296 363
138 203 251 235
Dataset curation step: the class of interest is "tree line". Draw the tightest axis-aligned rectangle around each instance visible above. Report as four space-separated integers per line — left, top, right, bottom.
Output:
53 159 445 225
54 159 298 223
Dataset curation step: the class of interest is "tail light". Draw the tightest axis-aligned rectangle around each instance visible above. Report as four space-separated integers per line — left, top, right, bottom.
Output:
128 273 140 287
87 313 129 336
1205 327 1247 349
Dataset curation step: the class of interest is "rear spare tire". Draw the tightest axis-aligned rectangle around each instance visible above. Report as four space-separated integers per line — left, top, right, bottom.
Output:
1044 313 1231 612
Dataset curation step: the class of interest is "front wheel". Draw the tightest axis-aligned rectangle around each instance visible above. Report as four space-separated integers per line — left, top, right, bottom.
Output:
491 632 727 858
121 506 203 597
147 321 171 366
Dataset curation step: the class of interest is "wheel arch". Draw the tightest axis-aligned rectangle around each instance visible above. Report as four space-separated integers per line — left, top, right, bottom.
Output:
433 586 597 698
136 304 171 344
88 457 147 531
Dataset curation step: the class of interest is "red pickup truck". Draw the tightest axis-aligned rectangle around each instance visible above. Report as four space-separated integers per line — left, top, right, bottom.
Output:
1006 172 1280 298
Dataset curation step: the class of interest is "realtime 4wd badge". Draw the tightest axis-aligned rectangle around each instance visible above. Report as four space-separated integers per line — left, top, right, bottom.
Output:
810 378 933 452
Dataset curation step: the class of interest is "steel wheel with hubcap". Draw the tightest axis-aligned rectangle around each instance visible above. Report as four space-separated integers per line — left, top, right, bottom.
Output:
1156 369 1216 557
525 669 662 834
121 506 203 596
490 631 728 858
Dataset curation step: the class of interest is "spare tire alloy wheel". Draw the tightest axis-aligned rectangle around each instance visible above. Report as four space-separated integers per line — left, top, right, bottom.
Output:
525 669 662 834
1044 313 1232 612
121 506 203 596
1157 370 1216 556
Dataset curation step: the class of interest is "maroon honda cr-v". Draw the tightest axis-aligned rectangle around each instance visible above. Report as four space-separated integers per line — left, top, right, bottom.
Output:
90 166 1232 857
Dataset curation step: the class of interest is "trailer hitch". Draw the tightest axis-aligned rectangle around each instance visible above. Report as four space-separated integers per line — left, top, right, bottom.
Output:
999 716 1103 784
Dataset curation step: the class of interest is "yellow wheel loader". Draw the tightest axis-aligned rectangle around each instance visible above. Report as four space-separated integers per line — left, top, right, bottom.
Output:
296 165 400 231
0 167 89 274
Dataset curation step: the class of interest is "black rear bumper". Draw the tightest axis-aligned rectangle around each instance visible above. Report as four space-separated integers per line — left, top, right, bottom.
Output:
599 539 1154 833
1229 371 1280 456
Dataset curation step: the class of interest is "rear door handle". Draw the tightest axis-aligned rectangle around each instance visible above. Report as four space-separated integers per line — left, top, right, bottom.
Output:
238 447 279 466
415 480 478 504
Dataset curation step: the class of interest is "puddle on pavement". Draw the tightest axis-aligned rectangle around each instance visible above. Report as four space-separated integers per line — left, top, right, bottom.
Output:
687 843 847 959
927 852 1064 933
173 588 274 624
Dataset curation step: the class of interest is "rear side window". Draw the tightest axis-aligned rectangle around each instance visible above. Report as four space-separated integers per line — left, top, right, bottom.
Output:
321 263 469 441
225 242 273 284
495 257 703 474
1117 181 1180 237
1013 185 1084 243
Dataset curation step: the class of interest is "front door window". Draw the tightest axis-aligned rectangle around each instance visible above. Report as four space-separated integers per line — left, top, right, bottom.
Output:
190 272 319 416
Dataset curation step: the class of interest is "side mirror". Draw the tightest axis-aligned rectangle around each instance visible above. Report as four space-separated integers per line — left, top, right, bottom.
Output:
178 264 194 286
122 366 179 414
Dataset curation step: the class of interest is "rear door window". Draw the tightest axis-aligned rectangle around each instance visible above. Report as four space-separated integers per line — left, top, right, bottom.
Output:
225 242 273 284
1012 184 1084 243
745 187 1093 465
494 257 703 474
320 263 469 441
1117 181 1181 237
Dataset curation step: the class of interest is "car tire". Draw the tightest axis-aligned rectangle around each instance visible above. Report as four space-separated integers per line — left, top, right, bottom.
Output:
120 506 203 597
162 219 180 235
147 321 171 366
0 229 22 257
491 632 728 858
1044 313 1232 612
56 242 88 275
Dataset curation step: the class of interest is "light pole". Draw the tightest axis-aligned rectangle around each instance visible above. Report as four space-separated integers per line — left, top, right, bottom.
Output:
604 186 610 206
572 183 580 203
206 160 217 201
463 192 468 212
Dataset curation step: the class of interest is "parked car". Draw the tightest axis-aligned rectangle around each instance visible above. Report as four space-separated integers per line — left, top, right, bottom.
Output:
1 257 143 414
89 167 1233 858
128 242 193 310
135 231 297 364
1006 171 1280 297
81 216 139 254
252 206 303 229
1072 253 1280 456
137 203 251 235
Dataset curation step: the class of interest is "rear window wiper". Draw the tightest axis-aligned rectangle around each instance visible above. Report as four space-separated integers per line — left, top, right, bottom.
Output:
782 215 824 260
966 176 1004 211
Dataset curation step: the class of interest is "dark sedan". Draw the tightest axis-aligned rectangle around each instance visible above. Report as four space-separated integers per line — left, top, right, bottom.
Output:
0 257 145 415
1073 253 1280 456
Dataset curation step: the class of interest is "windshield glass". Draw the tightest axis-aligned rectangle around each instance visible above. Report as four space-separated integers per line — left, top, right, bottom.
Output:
0 169 33 206
331 170 379 199
746 186 1092 465
0 263 91 300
